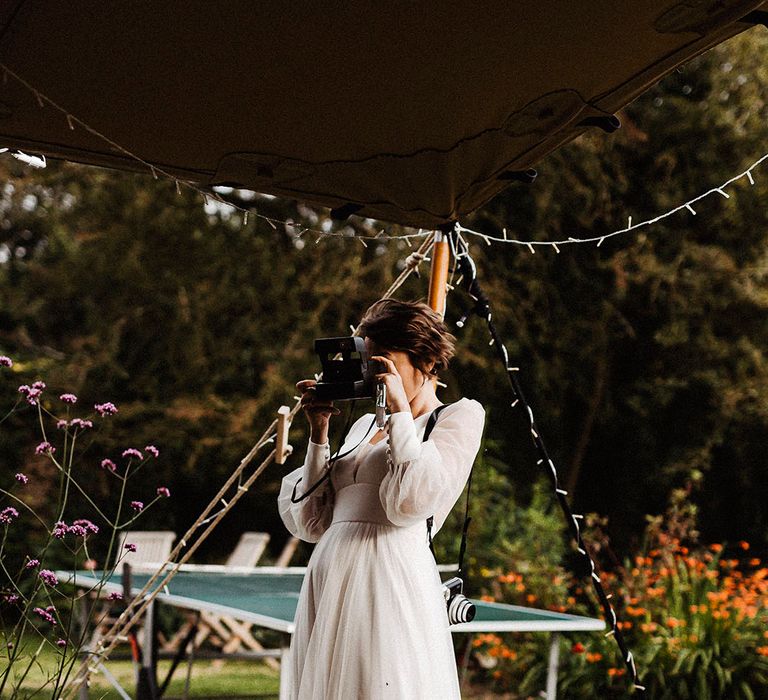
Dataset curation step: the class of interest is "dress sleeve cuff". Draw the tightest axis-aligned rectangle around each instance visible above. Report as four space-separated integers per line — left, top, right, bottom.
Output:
305 439 331 482
386 411 422 465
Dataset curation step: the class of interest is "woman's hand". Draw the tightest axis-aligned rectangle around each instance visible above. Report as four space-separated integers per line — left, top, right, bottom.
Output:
369 356 410 413
296 379 340 444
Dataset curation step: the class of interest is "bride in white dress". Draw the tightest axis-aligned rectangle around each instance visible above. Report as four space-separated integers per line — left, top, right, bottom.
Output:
278 299 486 699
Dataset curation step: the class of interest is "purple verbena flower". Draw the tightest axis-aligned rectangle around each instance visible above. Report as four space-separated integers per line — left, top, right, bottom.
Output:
39 569 58 587
15 473 29 484
100 458 117 472
32 380 46 390
72 519 99 535
70 418 93 430
18 384 43 406
67 524 87 537
52 520 68 539
56 419 69 429
108 591 123 601
122 448 143 460
94 401 118 416
144 445 159 458
25 559 40 569
35 441 55 456
156 486 171 498
124 542 137 553
130 501 144 512
33 606 57 625
0 507 19 525
59 393 78 404
56 638 67 647
26 388 42 405
0 356 12 367
3 593 20 604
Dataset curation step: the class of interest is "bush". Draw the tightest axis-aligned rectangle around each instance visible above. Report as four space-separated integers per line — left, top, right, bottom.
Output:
466 474 768 698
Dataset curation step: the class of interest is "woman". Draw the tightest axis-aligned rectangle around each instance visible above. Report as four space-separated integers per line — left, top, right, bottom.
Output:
278 298 486 699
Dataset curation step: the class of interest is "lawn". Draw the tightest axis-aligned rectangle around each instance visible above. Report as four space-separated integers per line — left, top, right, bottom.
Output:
1 636 280 699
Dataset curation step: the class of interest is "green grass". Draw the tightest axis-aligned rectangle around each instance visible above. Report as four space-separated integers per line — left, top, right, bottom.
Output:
1 635 280 699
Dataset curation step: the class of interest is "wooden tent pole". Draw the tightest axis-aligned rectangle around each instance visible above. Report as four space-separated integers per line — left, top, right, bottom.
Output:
427 229 451 316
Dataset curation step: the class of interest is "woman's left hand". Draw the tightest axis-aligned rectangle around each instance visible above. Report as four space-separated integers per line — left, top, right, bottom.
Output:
370 355 410 413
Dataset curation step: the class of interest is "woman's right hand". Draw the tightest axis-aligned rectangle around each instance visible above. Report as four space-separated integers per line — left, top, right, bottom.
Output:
296 379 340 443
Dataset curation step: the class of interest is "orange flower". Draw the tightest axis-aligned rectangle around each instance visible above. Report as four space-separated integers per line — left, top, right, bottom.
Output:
526 594 537 604
710 543 723 553
749 558 761 567
571 642 585 654
585 652 603 663
738 540 750 550
641 622 658 633
756 646 768 657
608 667 626 677
480 594 495 602
666 617 685 628
493 670 502 679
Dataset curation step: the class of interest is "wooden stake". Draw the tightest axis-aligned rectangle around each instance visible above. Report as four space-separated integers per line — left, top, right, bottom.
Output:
275 406 292 464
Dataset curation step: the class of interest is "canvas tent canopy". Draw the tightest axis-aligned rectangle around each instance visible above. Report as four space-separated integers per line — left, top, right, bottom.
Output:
0 1 766 229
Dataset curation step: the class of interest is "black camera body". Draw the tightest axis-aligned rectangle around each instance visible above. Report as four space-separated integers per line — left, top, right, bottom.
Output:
313 336 386 402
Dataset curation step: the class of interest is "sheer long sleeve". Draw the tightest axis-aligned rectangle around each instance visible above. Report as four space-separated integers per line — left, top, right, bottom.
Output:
277 439 335 543
378 399 485 534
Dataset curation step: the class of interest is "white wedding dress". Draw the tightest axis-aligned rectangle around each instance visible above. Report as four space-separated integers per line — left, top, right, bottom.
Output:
277 397 485 699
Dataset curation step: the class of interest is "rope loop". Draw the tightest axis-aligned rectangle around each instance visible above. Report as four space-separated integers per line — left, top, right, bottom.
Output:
405 251 426 269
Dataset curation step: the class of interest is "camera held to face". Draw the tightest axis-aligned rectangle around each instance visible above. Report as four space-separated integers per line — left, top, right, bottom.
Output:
313 336 386 402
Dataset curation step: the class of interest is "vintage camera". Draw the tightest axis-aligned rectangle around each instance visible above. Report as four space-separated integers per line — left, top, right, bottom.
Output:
442 576 476 624
313 336 386 402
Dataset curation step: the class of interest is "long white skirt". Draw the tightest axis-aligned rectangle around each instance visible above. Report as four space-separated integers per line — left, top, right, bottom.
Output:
283 517 461 699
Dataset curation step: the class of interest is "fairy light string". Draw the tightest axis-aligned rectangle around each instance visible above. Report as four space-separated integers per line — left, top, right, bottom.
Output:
448 225 646 694
1 61 765 253
458 152 766 250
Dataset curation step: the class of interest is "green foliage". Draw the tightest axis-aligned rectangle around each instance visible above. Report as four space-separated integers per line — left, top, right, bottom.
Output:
469 480 768 698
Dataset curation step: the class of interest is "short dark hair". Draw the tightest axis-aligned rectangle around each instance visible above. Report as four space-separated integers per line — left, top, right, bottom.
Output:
358 298 456 376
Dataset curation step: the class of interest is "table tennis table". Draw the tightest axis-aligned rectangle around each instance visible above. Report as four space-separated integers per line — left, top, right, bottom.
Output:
58 566 604 700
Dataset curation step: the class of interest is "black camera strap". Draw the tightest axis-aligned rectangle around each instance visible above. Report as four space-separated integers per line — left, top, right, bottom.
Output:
424 404 474 577
290 403 378 503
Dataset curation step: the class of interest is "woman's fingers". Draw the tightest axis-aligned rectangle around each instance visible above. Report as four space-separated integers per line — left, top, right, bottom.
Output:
296 378 317 393
370 355 398 376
